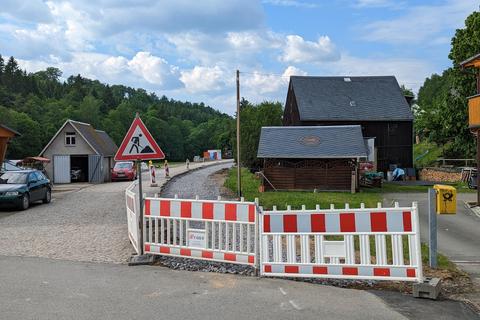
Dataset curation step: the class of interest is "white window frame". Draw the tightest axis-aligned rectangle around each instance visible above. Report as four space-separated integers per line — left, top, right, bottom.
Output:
65 131 76 146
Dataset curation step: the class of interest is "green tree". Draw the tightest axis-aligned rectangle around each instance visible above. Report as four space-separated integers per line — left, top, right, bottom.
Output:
415 11 480 158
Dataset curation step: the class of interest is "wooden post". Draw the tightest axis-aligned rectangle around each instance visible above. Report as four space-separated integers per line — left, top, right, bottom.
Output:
236 70 242 198
477 132 480 205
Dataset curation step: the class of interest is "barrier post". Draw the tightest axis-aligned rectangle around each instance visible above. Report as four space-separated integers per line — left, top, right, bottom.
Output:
428 188 437 268
254 198 260 276
137 160 144 255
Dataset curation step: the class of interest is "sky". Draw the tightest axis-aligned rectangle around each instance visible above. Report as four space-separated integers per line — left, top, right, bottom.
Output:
0 0 478 114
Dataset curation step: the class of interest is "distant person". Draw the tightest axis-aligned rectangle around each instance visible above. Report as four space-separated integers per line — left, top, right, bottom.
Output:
392 167 405 181
164 160 170 178
186 158 190 170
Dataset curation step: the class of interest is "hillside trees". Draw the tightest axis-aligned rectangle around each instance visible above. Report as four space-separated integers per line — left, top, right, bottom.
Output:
0 55 235 160
415 11 479 158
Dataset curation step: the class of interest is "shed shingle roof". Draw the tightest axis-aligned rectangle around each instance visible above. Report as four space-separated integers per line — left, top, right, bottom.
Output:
290 76 413 121
257 125 367 159
70 121 118 156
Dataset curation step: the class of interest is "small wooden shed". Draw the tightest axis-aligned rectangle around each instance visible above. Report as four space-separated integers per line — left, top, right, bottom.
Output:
257 125 367 191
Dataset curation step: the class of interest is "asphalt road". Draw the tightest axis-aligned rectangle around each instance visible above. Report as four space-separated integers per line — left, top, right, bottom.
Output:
383 192 480 279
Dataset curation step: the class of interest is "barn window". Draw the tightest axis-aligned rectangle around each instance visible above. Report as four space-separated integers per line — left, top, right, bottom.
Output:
65 131 76 146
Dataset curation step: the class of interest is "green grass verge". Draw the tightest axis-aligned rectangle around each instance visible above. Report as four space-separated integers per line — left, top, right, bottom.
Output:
225 168 382 210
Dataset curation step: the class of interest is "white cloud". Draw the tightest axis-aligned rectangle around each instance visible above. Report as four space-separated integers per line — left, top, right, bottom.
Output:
0 0 53 23
128 52 179 86
362 0 478 45
324 54 434 93
281 35 340 63
262 0 318 8
354 0 405 8
243 66 307 94
180 66 227 93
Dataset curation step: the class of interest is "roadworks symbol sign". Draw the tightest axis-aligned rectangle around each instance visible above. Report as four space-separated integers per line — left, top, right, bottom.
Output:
115 116 165 161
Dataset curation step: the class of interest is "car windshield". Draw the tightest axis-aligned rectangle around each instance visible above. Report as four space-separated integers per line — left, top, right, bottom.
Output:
115 162 132 169
0 172 28 184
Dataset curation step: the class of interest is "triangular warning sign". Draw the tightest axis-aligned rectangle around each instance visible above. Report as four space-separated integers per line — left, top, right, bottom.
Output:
115 116 165 161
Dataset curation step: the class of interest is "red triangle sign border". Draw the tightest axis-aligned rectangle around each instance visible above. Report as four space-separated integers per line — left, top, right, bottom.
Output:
115 116 165 161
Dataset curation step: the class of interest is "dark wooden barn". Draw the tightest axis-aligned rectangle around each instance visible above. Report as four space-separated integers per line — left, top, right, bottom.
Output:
283 76 414 173
257 125 367 191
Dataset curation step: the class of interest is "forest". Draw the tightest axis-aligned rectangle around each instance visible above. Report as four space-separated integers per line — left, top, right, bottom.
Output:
0 56 236 161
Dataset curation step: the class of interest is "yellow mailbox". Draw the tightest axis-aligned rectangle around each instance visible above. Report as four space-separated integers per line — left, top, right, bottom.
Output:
433 185 456 214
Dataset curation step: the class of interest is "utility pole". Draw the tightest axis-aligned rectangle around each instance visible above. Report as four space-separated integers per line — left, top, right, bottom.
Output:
236 70 242 198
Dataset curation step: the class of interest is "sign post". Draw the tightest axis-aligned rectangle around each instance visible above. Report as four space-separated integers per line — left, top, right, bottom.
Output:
428 188 437 268
115 113 165 256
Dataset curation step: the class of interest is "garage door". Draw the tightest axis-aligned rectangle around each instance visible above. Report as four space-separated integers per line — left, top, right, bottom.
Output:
53 155 70 183
88 155 103 183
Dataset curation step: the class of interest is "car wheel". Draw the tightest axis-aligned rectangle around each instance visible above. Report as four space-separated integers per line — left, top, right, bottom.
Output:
20 194 30 210
43 189 51 204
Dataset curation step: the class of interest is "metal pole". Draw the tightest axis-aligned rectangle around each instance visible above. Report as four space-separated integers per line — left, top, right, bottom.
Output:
137 160 144 255
236 69 242 198
428 188 437 268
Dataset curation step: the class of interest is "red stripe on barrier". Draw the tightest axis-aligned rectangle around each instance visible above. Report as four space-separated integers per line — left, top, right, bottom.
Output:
340 213 356 232
224 253 236 261
202 251 213 259
406 268 416 278
313 266 328 274
202 202 214 219
144 244 150 252
285 266 299 273
311 214 326 232
342 267 358 275
373 268 390 277
225 203 237 221
248 256 255 264
248 204 255 222
403 211 412 232
180 248 191 256
283 215 297 233
264 265 272 273
264 215 271 232
370 212 387 232
160 246 170 254
181 201 192 218
160 200 170 216
144 199 151 216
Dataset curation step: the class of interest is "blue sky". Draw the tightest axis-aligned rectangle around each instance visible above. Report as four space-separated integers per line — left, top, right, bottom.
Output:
0 0 477 114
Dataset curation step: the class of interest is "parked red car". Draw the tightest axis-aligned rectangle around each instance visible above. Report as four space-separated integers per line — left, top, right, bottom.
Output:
111 162 137 181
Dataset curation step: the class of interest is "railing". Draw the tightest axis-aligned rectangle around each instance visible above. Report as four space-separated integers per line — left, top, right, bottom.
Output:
142 196 259 266
260 202 423 282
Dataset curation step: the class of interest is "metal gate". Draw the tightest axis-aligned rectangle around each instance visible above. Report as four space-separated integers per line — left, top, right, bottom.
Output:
53 155 70 183
88 155 103 183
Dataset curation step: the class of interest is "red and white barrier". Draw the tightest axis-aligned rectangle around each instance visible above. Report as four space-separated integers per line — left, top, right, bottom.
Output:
260 202 423 282
125 181 141 255
142 196 259 266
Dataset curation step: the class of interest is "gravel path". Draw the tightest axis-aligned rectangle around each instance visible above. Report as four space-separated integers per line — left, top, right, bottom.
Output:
0 181 133 264
160 162 234 199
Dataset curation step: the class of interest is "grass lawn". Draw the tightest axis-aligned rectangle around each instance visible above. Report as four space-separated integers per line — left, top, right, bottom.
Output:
225 168 382 210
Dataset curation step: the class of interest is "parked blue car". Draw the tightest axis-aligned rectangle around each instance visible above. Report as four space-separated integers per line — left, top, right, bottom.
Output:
0 170 52 210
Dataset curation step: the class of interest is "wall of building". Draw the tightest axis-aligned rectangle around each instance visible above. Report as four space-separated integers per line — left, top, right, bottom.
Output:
263 158 354 191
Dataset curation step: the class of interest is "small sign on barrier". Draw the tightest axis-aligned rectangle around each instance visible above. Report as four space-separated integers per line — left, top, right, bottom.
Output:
188 229 206 248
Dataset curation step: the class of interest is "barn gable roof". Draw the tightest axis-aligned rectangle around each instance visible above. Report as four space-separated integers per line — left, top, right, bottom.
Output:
290 76 414 121
257 125 367 159
39 120 117 157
